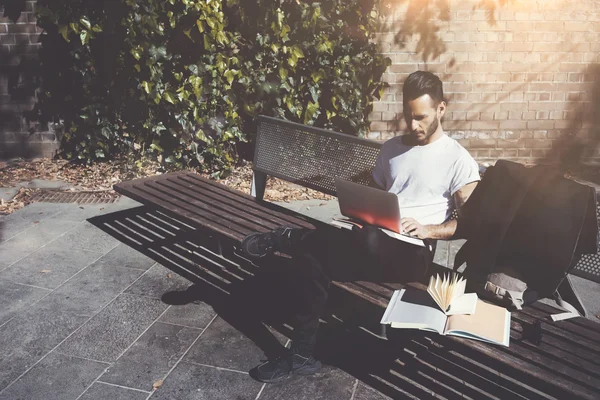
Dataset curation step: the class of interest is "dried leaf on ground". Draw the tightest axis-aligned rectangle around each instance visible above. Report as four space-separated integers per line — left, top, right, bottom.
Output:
0 158 333 215
152 379 164 390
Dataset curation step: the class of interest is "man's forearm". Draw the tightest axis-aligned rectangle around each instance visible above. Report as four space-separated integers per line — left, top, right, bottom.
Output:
424 219 457 240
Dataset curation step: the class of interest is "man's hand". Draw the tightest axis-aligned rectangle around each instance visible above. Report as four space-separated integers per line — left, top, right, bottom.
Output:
400 217 430 239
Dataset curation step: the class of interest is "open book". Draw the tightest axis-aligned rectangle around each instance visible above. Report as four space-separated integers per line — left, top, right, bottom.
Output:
427 273 478 315
381 288 511 347
330 217 425 247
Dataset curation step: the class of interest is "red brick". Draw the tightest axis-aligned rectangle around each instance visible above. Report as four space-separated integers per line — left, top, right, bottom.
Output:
532 149 551 158
499 120 527 130
535 21 565 31
497 139 522 148
494 112 509 120
370 121 388 131
503 63 529 73
456 139 471 148
504 149 519 157
446 83 472 93
0 34 15 45
524 138 552 148
538 93 550 101
476 150 491 158
451 112 466 121
480 112 495 121
389 64 419 73
445 121 472 130
527 120 555 130
471 121 499 130
533 131 547 139
0 24 7 34
536 112 549 120
554 120 572 129
505 42 534 52
500 102 527 111
7 24 36 34
518 149 533 157
509 92 524 101
489 149 505 158
382 112 396 121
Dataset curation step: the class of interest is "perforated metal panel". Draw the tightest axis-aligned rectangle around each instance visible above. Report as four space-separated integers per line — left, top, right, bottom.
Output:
572 200 600 283
254 116 381 196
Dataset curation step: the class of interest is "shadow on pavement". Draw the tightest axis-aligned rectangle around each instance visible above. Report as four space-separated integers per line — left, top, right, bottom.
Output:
88 206 561 399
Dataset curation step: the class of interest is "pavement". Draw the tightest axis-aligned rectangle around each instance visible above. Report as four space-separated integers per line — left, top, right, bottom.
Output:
0 187 599 400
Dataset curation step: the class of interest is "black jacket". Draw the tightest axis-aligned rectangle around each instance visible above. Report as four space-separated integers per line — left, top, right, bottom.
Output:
456 160 598 297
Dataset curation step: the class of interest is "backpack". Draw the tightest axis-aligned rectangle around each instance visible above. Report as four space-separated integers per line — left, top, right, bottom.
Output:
454 160 598 320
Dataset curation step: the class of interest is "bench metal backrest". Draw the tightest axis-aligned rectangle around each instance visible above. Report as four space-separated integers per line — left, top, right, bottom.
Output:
252 115 381 200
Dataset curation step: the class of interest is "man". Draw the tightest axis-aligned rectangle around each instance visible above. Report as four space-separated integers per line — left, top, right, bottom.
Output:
241 71 480 383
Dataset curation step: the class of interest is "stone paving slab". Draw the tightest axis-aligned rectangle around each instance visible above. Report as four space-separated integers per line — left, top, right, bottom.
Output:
0 246 102 289
79 382 149 400
150 361 263 400
184 316 275 372
0 300 90 391
47 262 145 317
0 203 72 243
0 279 50 326
0 352 107 400
51 221 120 254
158 301 216 329
0 217 79 268
125 263 196 299
93 243 156 271
100 321 201 392
57 294 169 363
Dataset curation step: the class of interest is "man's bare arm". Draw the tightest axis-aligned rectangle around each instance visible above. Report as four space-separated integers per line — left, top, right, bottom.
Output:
401 181 478 240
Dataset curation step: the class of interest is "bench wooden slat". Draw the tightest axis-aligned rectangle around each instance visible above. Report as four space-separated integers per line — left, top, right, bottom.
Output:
515 308 600 354
530 301 600 334
151 177 282 233
115 175 316 243
116 179 251 240
179 173 315 229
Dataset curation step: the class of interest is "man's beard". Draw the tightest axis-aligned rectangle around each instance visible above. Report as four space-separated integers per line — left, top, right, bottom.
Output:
410 117 438 141
424 117 439 138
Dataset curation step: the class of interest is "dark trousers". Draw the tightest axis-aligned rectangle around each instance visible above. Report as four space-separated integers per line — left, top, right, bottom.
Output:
284 226 433 356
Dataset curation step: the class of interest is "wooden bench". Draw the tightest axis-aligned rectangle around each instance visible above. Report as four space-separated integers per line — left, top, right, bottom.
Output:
114 115 600 399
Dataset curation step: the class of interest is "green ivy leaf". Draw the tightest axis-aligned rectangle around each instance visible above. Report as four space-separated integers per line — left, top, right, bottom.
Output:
58 25 69 42
292 46 304 59
80 30 89 45
224 69 237 85
163 92 176 104
279 67 288 80
79 17 91 30
304 101 319 124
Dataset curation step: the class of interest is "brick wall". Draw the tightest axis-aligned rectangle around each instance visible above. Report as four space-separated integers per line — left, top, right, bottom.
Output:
0 1 57 160
371 0 600 164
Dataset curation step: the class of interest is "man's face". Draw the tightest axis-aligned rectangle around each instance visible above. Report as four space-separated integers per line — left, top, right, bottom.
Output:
403 94 445 145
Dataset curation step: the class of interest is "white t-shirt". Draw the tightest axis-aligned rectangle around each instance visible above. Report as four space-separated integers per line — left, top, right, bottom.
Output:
372 134 480 226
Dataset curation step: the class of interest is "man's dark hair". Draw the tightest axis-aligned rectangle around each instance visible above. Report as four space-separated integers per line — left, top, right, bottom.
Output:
402 71 444 105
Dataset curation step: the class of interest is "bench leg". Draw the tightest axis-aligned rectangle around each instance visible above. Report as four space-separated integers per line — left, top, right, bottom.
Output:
251 171 267 200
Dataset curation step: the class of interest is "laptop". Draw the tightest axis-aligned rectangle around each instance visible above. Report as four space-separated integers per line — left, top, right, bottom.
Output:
333 178 425 247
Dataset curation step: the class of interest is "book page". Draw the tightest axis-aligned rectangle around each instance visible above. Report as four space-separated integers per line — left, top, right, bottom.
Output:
380 289 447 334
444 300 510 346
446 293 478 315
379 228 426 247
